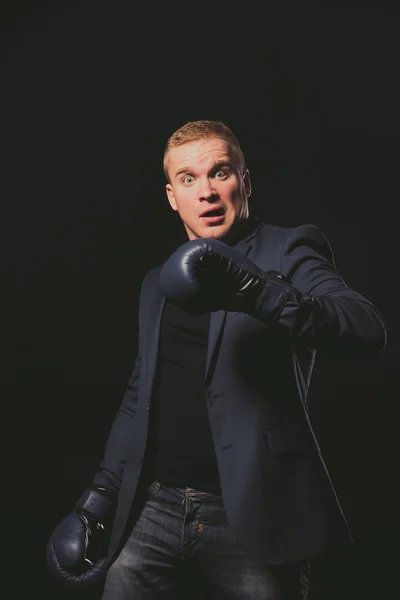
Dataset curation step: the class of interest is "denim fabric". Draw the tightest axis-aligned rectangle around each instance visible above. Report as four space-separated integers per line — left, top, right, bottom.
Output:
102 481 310 599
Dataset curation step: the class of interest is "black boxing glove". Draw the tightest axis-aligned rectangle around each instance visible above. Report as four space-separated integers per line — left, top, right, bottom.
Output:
160 238 316 333
46 485 117 589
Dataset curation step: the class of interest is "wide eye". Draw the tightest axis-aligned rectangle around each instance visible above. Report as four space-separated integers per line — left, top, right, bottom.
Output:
215 170 228 179
183 175 195 184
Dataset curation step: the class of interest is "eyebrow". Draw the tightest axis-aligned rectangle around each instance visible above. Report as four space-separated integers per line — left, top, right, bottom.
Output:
174 161 235 180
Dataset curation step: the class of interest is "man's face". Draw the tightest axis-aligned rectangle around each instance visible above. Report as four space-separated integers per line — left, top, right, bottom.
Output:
165 138 251 240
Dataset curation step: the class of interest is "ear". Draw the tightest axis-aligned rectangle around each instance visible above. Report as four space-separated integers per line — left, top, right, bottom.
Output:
166 183 178 211
243 169 252 197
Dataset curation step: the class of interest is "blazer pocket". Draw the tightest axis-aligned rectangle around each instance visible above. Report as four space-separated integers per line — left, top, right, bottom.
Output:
265 428 321 455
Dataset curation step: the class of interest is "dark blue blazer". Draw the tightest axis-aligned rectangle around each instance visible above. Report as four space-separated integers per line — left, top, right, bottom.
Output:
93 217 386 566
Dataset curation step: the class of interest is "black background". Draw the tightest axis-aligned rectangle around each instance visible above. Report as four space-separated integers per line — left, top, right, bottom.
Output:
2 2 399 598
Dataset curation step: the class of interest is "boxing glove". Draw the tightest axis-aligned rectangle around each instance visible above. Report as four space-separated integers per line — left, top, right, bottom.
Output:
159 238 316 327
46 485 117 589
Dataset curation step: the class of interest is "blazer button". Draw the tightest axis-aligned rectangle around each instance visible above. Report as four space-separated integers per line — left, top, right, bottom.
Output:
139 455 144 465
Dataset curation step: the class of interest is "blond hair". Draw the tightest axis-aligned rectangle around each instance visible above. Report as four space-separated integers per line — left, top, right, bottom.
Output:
163 120 246 182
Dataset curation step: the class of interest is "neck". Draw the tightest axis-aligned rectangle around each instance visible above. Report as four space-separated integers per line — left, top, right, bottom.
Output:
219 216 257 246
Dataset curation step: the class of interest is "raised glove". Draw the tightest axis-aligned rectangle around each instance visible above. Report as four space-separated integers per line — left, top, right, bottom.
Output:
46 485 117 589
159 238 314 326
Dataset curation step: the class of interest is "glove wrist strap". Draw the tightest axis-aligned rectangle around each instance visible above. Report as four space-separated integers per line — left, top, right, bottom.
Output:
75 487 116 524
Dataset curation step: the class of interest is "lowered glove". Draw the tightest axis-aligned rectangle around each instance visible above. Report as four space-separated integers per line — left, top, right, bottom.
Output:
46 485 117 589
159 238 316 333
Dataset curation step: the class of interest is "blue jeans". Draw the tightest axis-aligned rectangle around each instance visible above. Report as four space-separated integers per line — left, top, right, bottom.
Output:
102 480 310 599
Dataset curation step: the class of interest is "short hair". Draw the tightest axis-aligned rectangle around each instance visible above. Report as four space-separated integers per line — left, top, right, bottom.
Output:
163 120 246 182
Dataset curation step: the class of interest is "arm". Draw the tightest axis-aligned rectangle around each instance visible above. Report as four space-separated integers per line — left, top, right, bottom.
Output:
46 271 149 588
159 227 387 359
277 224 387 356
91 354 141 493
91 268 153 492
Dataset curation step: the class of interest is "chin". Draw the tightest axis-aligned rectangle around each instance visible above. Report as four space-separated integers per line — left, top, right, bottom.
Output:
204 226 230 239
187 219 232 240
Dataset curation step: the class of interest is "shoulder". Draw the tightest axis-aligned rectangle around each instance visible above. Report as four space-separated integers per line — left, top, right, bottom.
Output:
281 223 333 256
252 219 335 269
257 221 326 241
255 220 332 252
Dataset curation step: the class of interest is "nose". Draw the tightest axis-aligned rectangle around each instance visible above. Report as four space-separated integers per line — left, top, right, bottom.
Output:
198 177 218 201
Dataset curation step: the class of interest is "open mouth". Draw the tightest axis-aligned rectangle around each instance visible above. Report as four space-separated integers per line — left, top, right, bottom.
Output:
200 207 225 221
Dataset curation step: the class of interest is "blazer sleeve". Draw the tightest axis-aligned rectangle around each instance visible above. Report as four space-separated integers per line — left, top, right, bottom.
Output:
276 223 387 357
91 355 141 493
91 271 150 492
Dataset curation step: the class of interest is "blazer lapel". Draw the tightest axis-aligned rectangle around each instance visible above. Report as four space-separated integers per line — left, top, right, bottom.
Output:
205 237 253 383
206 310 226 383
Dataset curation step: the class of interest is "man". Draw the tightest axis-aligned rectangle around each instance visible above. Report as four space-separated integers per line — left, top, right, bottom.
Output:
46 120 387 599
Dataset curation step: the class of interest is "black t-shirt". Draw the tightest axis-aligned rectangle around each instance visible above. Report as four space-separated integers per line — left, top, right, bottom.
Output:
146 300 221 494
